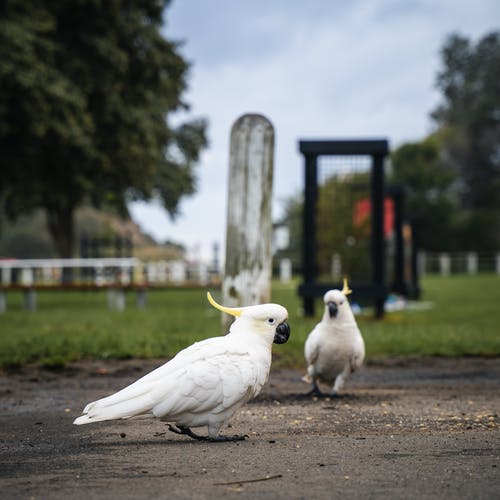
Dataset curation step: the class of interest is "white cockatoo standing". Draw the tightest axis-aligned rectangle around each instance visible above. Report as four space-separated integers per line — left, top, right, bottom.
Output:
303 279 364 397
73 292 290 442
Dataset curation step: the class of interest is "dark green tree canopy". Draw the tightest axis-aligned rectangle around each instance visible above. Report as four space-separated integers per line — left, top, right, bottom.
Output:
0 0 207 256
432 31 500 211
390 136 460 251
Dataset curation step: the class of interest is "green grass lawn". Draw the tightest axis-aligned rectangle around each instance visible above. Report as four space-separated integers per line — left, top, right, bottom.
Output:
0 274 499 369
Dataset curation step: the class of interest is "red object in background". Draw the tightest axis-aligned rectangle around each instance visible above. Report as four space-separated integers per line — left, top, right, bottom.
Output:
353 198 394 237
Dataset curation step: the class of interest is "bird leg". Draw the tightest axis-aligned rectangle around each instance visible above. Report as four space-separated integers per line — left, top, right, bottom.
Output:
167 424 247 442
306 379 326 397
331 367 350 396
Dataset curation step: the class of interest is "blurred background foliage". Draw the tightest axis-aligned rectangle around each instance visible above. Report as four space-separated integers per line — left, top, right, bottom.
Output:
0 206 185 260
0 0 207 258
0 1 498 264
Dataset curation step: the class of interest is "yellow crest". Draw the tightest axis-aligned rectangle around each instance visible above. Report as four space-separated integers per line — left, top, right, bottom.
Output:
207 292 242 317
342 278 352 296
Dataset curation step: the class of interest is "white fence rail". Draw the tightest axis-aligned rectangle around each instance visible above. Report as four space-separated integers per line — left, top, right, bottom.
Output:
0 258 217 287
0 258 142 288
0 258 220 312
418 252 500 275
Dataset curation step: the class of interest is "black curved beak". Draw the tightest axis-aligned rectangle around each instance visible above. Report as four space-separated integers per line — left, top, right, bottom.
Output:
273 321 290 344
327 301 338 318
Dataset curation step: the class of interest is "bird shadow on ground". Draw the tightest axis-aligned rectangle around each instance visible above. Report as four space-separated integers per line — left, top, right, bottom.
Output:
253 391 399 406
78 436 223 448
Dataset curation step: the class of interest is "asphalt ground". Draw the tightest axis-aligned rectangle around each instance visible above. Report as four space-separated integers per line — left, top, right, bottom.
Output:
1 357 499 499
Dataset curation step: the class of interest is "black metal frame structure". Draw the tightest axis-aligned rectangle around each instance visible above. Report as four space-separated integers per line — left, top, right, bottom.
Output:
408 218 421 299
387 185 421 300
387 184 406 296
298 139 389 317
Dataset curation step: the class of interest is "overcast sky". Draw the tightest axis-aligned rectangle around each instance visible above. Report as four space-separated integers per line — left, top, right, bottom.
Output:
129 0 500 262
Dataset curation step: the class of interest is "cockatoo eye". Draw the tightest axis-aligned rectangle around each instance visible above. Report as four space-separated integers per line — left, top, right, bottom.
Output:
267 318 276 325
339 301 344 306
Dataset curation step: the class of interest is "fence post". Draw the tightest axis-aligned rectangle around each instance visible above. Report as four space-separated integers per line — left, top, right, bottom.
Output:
170 261 186 284
439 253 451 276
21 268 34 286
115 289 125 311
0 291 6 313
108 288 125 311
1 266 12 285
146 262 156 283
94 264 105 286
222 113 275 333
24 288 37 311
136 289 147 309
466 252 478 274
280 258 292 283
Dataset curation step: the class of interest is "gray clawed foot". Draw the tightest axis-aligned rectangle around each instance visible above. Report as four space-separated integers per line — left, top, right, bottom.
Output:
167 424 248 442
168 424 207 441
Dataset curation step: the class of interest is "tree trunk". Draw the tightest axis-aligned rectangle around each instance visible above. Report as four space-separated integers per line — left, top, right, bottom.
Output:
45 204 75 258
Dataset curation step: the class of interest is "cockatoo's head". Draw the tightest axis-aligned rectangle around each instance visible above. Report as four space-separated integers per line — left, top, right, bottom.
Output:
322 278 355 323
207 292 290 344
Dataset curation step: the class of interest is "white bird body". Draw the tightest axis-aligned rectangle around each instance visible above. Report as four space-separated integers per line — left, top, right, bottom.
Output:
303 282 365 396
74 293 290 441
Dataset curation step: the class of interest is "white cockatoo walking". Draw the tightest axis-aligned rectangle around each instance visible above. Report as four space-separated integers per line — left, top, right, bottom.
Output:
303 279 364 397
74 292 290 442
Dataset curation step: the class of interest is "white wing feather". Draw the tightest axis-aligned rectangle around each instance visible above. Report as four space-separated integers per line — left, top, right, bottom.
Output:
74 336 258 425
302 326 323 383
304 325 323 366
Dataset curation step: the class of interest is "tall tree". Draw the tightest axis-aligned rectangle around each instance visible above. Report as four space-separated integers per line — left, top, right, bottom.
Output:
390 135 460 251
432 31 500 212
0 0 207 257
